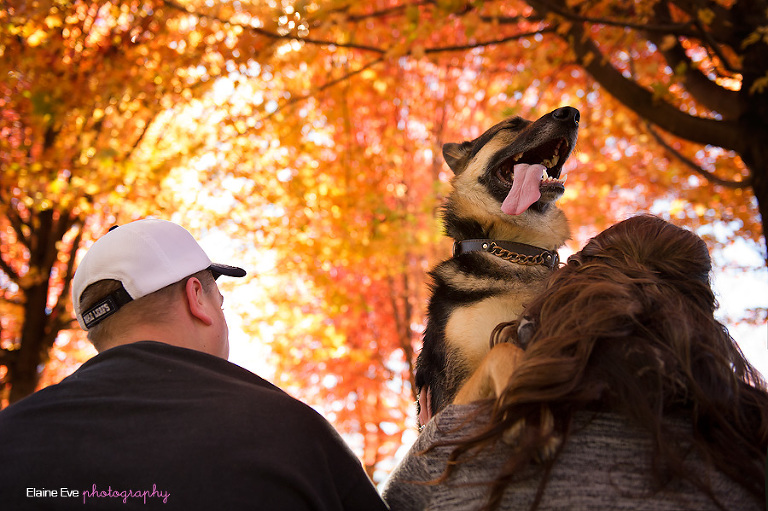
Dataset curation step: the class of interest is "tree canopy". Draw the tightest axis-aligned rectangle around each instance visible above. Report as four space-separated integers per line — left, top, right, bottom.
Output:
1 0 766 482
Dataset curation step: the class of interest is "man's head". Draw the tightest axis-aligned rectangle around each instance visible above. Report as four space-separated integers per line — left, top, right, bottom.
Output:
72 219 246 355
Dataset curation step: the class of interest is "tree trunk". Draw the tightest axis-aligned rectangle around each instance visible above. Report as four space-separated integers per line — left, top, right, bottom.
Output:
8 283 51 404
3 208 79 405
737 0 768 263
744 150 768 266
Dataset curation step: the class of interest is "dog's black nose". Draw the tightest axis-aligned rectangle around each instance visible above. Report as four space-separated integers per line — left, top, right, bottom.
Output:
552 106 580 126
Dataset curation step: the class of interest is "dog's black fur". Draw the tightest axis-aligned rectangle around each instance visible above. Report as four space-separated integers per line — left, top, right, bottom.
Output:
415 107 580 424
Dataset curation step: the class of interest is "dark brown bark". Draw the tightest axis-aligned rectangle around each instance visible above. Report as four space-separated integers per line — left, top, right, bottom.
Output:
3 209 81 405
526 0 768 262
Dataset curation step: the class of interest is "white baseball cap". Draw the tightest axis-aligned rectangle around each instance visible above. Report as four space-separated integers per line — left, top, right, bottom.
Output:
72 219 246 330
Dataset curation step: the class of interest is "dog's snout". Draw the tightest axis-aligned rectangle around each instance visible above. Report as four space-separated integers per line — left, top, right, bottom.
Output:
552 106 580 126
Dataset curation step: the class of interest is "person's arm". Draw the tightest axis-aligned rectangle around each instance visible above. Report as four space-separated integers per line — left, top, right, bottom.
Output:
382 403 488 510
381 428 434 511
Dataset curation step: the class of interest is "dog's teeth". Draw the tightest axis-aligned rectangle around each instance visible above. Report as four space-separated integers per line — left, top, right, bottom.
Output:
541 168 549 180
551 154 559 167
513 153 523 162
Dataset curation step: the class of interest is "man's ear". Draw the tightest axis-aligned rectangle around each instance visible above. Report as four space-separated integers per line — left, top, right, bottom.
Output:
185 277 214 326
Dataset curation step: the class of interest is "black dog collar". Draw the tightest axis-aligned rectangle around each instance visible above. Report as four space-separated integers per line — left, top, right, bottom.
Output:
453 239 559 269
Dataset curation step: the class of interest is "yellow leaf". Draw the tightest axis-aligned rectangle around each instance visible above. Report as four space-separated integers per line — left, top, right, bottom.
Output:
26 29 48 47
749 72 768 94
406 4 419 24
697 8 715 25
742 26 768 49
85 182 100 195
49 178 66 195
44 15 62 29
670 199 686 216
659 35 677 52
373 80 387 93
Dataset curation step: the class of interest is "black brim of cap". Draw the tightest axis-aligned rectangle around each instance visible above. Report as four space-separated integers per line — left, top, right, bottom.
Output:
209 263 247 278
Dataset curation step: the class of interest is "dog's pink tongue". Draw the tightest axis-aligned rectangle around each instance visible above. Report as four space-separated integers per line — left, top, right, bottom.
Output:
501 163 545 215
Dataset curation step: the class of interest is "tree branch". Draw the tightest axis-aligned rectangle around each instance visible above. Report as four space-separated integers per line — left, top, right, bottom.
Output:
691 17 739 74
343 1 434 22
4 201 30 250
0 207 25 282
648 2 740 116
252 23 554 125
647 33 739 118
0 253 21 283
424 28 557 54
0 347 18 369
526 0 746 154
52 219 83 334
60 220 82 297
531 0 698 36
162 0 387 54
36 211 75 276
250 28 386 54
261 57 385 123
480 14 545 25
527 0 740 74
644 122 751 189
671 0 738 47
123 114 157 162
164 0 554 58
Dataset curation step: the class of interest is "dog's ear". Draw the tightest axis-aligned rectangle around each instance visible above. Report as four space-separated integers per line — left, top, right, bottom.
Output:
442 141 473 174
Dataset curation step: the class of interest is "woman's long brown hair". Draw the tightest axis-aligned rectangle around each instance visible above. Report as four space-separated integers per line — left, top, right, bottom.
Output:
435 215 768 510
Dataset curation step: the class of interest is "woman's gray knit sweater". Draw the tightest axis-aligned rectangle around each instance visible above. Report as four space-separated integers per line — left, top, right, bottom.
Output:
383 403 760 511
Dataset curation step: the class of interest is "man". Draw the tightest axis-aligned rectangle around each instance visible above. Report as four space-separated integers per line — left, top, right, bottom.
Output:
0 219 388 510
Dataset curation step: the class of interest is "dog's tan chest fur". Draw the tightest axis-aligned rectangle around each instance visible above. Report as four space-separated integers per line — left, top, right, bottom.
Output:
444 287 541 375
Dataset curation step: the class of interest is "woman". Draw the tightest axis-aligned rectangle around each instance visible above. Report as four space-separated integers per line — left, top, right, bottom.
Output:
383 215 768 510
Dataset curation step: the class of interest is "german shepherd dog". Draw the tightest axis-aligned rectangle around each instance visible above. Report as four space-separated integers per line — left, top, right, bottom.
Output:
416 106 580 425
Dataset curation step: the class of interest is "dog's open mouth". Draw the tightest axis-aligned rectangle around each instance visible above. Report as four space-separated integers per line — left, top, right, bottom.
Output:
495 138 570 215
496 137 569 183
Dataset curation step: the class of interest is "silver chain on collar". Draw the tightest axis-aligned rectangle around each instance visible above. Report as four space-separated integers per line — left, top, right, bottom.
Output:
487 242 553 266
